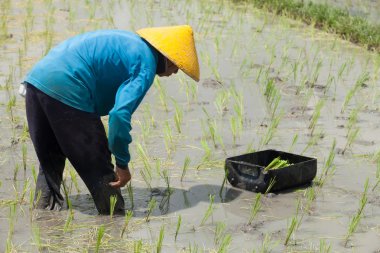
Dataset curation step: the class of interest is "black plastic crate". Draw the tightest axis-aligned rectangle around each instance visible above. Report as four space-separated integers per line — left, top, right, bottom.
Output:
225 149 317 193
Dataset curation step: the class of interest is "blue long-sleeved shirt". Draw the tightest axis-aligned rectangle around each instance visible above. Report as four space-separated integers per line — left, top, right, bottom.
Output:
25 30 158 166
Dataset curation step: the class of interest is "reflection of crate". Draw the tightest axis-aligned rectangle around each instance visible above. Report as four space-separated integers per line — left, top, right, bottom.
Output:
225 150 317 193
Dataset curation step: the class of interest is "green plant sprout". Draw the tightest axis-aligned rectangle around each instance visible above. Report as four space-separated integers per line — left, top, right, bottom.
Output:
344 178 369 246
120 210 133 238
200 194 215 226
284 217 298 246
319 239 331 253
109 195 117 219
13 164 19 181
248 193 262 225
265 178 277 194
181 156 191 182
156 225 165 253
69 168 80 193
136 142 152 178
346 106 361 135
140 170 152 191
341 72 369 113
372 160 380 191
155 79 169 111
126 182 134 209
214 89 230 116
171 98 183 133
95 225 105 253
64 200 74 232
217 234 232 253
260 112 283 147
163 121 175 155
134 240 143 253
288 133 298 153
309 99 325 136
32 224 42 251
161 169 173 195
214 221 226 246
174 215 182 241
200 138 212 163
317 139 336 187
146 197 157 222
342 127 360 154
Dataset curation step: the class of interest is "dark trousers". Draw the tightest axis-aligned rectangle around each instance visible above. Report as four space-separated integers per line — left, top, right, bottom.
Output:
26 84 124 215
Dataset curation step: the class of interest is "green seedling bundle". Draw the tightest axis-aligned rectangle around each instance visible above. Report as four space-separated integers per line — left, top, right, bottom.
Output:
264 157 292 172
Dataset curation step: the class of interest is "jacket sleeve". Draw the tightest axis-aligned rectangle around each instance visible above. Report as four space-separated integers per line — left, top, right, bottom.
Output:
108 68 155 167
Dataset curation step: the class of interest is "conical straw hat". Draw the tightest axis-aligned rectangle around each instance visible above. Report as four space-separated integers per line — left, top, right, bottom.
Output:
136 25 200 82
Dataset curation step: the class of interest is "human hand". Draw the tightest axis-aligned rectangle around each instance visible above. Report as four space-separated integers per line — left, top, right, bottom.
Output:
109 165 131 188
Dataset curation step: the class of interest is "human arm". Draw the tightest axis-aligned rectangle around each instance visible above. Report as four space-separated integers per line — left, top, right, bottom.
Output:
108 69 155 188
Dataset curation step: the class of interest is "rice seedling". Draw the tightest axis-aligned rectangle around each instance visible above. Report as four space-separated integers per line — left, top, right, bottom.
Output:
22 143 27 172
171 98 183 133
69 168 80 193
19 178 30 203
260 112 282 147
309 99 325 136
31 165 37 185
13 164 19 181
214 89 230 116
64 201 74 232
136 142 152 178
155 79 169 111
109 195 117 219
161 169 173 195
200 194 215 226
219 168 228 199
163 121 175 155
6 202 17 246
134 240 143 253
229 116 240 146
284 216 298 246
174 215 182 241
146 197 157 222
200 138 212 163
248 193 262 225
140 170 152 191
319 239 331 253
372 160 380 191
127 182 134 209
32 224 43 251
344 178 369 246
346 106 361 135
288 133 298 153
95 225 105 253
217 234 232 253
310 59 322 85
342 127 360 154
156 225 165 253
301 130 324 154
185 80 198 104
341 72 369 113
181 156 191 182
264 178 276 194
317 139 336 187
120 210 133 238
214 221 226 246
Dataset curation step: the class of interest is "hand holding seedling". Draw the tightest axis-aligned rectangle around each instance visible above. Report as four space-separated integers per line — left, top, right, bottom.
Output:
109 166 131 188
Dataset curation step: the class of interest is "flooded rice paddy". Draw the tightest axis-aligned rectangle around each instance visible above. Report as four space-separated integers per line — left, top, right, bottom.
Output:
0 0 379 252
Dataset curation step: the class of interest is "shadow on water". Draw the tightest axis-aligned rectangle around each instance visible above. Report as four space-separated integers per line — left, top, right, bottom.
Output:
67 184 244 217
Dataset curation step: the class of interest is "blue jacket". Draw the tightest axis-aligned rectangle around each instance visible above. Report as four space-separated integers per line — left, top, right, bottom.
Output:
25 30 158 167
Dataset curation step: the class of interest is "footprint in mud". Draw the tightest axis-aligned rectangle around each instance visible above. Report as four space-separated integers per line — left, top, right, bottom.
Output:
201 78 223 89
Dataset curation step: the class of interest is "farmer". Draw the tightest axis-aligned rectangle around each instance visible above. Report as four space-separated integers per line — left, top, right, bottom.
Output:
23 25 200 214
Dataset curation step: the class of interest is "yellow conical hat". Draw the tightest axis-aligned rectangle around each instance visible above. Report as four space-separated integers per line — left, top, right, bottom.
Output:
136 25 200 82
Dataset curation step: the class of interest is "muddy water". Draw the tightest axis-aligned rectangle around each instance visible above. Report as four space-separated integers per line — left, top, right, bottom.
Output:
0 0 379 252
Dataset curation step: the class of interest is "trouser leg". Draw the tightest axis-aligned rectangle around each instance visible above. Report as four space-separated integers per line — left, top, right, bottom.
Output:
26 84 125 215
26 84 66 210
